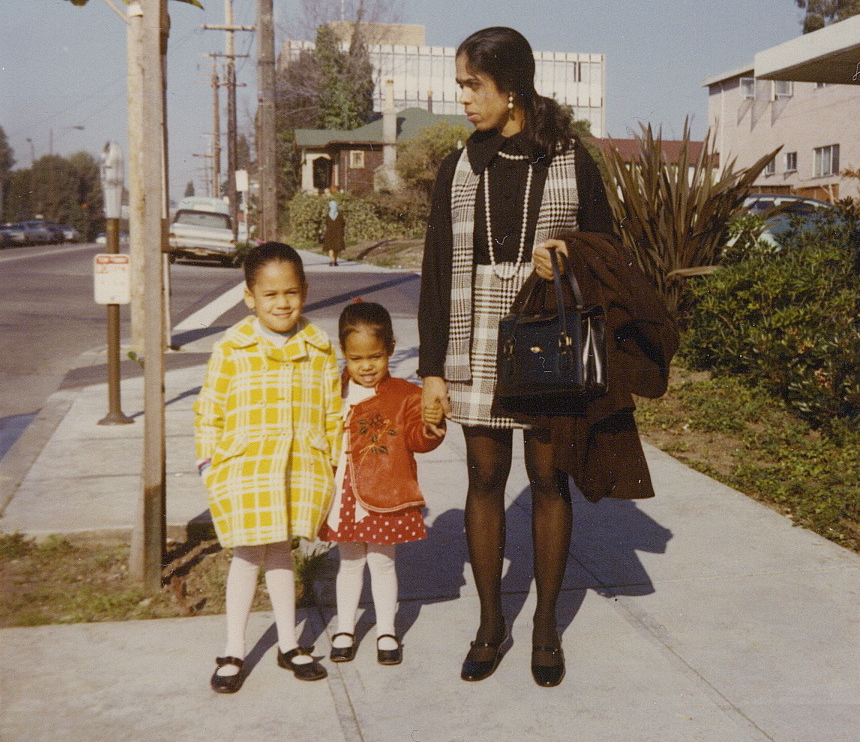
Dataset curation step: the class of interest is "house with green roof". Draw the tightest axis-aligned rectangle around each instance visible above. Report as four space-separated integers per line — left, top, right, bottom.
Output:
294 105 467 194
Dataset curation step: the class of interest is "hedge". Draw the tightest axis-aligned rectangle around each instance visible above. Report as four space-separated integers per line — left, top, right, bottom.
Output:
683 209 860 429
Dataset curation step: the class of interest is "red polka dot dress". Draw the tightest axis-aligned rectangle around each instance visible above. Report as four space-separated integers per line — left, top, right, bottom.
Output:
319 381 427 545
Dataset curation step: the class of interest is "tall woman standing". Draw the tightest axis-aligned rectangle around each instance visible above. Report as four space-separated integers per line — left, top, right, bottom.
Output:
418 27 615 687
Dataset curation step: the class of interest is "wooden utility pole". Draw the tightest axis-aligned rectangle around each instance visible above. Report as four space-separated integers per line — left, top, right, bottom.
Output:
210 56 222 198
127 1 145 355
129 0 167 591
203 2 253 241
257 0 277 240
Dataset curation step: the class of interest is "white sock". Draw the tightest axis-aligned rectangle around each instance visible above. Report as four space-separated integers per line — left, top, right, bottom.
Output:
262 542 300 655
334 542 367 646
220 546 263 675
367 544 398 650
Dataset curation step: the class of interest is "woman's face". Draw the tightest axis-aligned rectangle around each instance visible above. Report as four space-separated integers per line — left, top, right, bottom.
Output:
455 54 521 136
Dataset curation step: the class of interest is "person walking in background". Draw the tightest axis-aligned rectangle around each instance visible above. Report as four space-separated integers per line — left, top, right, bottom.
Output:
324 199 345 266
195 242 342 693
418 26 619 688
320 301 445 665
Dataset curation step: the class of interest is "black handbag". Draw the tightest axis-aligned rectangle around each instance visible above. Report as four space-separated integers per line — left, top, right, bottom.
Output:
495 248 608 416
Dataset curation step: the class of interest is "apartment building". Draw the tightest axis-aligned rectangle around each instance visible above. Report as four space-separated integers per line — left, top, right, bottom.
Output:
702 15 860 202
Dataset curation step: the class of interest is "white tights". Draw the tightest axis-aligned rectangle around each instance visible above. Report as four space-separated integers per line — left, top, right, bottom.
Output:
333 542 398 650
218 542 308 675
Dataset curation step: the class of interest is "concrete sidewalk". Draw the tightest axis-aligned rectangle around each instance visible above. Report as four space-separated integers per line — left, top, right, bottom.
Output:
1 250 859 741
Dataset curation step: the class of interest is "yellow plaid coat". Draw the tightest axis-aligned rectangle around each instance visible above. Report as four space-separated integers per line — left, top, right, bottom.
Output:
194 316 342 546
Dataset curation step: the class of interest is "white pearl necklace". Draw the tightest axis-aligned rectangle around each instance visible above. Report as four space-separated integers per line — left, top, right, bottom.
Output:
483 150 533 280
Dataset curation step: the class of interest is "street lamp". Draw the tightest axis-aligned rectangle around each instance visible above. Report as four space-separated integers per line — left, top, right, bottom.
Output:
49 125 85 156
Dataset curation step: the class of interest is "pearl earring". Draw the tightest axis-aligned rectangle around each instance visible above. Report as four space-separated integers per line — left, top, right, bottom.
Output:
507 93 514 110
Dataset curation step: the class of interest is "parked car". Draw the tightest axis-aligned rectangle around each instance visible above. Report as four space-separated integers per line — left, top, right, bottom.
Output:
1 223 28 247
61 225 81 242
18 220 64 244
168 197 237 265
742 194 831 215
734 194 837 251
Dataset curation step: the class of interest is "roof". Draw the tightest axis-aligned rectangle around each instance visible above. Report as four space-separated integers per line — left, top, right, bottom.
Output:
591 137 705 163
294 108 469 148
755 13 860 84
702 14 860 87
701 64 755 88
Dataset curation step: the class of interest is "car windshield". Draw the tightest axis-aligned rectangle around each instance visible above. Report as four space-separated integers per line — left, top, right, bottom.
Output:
174 210 231 229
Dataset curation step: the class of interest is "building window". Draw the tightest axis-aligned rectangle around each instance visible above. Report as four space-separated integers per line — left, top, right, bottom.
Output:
784 151 797 172
814 144 840 177
349 150 365 169
764 158 776 176
773 80 793 98
740 77 755 99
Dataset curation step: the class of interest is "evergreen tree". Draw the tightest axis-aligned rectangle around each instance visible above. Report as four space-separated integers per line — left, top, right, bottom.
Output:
315 23 374 130
795 0 860 32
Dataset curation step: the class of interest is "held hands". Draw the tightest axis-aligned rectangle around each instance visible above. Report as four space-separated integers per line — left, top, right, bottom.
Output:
532 239 569 280
421 376 450 438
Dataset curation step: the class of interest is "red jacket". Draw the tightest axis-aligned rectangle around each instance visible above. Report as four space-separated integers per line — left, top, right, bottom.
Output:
345 375 444 513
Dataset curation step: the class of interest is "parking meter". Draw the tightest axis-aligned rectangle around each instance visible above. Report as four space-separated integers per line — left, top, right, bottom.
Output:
101 141 124 220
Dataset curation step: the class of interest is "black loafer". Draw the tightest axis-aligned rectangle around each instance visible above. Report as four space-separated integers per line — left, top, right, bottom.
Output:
277 646 327 681
531 645 565 687
461 630 508 682
329 632 356 663
376 634 402 665
210 656 245 693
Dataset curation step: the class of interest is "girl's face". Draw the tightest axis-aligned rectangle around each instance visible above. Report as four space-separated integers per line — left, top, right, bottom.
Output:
244 260 307 335
455 53 521 136
343 328 391 389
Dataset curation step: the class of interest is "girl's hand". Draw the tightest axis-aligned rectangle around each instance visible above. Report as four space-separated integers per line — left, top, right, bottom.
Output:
421 376 450 438
532 239 568 280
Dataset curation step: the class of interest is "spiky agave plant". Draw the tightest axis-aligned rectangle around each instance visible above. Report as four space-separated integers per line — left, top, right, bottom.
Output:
602 120 779 319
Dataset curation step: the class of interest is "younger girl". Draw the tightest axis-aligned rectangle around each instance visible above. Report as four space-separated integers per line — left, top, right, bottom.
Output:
195 242 342 693
319 301 444 665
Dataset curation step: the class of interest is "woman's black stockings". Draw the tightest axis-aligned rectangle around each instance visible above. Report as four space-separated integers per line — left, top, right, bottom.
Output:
463 426 572 649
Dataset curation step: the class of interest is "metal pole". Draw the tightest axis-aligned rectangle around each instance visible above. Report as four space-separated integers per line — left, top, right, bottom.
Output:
130 0 166 592
99 217 133 426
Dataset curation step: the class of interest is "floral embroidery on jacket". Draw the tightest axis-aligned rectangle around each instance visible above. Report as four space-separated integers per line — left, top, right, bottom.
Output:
356 413 397 461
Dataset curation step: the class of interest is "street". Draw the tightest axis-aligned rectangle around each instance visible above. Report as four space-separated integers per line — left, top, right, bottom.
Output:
0 243 244 458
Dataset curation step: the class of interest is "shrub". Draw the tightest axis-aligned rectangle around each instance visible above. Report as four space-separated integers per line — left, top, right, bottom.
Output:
286 191 426 244
683 210 860 429
602 120 778 319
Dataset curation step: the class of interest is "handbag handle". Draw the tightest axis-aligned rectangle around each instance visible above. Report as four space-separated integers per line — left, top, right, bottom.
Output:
548 246 585 387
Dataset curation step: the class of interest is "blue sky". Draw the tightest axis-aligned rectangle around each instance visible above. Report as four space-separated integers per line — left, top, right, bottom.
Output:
1 0 805 200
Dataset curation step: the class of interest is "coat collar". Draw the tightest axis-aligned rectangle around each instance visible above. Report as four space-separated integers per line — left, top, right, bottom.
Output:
466 129 536 174
223 315 332 358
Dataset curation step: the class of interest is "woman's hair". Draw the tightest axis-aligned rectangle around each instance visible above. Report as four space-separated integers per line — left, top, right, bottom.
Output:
338 301 395 354
243 241 306 288
456 26 573 157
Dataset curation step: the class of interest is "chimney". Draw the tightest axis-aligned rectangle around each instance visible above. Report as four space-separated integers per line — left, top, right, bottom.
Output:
383 78 397 168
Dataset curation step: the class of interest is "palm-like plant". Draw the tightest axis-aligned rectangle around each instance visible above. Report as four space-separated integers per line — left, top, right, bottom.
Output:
602 120 779 319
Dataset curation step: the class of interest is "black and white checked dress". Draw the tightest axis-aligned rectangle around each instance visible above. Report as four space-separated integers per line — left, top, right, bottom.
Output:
444 133 579 429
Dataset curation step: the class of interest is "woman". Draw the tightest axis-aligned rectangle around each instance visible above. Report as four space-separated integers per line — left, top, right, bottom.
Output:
418 27 616 687
324 199 345 266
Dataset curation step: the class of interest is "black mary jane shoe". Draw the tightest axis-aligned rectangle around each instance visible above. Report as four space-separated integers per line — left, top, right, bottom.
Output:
277 646 328 681
460 630 508 682
531 645 565 687
329 632 357 663
376 634 402 665
210 656 245 694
